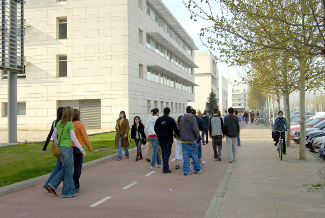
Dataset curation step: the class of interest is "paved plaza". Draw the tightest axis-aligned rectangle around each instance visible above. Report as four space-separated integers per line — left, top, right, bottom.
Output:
1 124 325 217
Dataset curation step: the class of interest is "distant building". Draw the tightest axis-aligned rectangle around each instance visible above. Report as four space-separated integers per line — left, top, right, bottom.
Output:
190 51 218 113
228 84 247 112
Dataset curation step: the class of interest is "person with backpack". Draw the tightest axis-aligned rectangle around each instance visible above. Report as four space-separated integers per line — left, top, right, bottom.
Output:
209 108 224 161
201 110 210 145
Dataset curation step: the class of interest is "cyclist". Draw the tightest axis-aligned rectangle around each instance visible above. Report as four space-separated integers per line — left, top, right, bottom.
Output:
272 111 289 155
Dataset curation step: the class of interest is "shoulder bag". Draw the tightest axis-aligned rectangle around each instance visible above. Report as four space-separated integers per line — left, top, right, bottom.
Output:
51 123 66 158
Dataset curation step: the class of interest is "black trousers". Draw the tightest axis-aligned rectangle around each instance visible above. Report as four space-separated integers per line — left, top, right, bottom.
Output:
73 147 83 190
160 142 172 172
274 131 286 153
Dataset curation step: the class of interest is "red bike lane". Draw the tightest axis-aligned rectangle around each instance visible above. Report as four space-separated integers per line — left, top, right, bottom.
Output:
0 136 235 218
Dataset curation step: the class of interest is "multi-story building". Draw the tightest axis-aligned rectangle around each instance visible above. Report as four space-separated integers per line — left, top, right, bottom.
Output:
0 0 198 130
189 51 218 112
219 76 229 114
228 84 246 112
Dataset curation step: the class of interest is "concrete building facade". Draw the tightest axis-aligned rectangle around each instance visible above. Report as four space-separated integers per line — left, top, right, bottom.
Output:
219 76 229 114
190 51 218 112
0 0 197 130
228 83 247 112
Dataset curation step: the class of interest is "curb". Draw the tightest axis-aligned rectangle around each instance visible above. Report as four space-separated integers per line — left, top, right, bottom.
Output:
0 144 148 197
204 162 234 218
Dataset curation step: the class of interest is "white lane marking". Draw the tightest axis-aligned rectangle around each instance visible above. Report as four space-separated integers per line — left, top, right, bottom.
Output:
145 171 156 177
89 196 112 208
171 158 175 161
122 181 138 190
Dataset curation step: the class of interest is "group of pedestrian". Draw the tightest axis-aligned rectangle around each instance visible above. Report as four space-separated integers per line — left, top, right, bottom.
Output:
42 106 92 198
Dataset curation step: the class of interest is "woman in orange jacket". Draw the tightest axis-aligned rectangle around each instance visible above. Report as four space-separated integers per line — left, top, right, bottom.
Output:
72 109 92 193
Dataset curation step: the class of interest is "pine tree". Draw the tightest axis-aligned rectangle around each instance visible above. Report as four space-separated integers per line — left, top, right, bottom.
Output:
206 90 219 116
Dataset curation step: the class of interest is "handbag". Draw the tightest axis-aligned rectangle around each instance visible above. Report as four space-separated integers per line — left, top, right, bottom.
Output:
51 123 66 158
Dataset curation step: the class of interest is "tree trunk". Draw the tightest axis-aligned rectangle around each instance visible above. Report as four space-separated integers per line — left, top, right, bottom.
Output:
276 87 281 112
284 91 291 148
299 65 307 160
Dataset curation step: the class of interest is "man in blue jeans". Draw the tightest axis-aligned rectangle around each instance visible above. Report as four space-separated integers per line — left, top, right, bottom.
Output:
179 106 202 175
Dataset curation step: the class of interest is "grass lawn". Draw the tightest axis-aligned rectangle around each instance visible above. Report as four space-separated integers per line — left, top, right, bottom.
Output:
0 132 136 188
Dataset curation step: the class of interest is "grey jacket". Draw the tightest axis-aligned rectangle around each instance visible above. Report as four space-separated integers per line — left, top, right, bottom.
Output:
209 115 223 136
223 114 240 137
179 114 199 142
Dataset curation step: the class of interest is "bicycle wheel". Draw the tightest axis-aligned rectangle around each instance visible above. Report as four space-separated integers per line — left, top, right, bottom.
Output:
279 139 283 160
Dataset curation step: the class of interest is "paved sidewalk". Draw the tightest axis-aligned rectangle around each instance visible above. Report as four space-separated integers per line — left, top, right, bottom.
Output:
218 124 325 217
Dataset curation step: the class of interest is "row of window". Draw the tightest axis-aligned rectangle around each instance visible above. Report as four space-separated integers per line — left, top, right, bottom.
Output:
146 68 193 94
147 100 186 114
146 2 192 55
1 102 26 117
146 35 192 74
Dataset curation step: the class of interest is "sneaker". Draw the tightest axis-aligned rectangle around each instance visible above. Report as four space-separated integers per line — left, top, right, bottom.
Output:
202 143 205 145
146 158 151 162
214 158 218 161
163 170 172 173
175 164 180 169
229 160 233 163
184 172 190 176
218 157 222 161
76 188 80 193
190 165 193 170
274 143 277 146
195 170 202 174
201 161 206 166
150 166 157 170
157 164 162 168
43 186 51 193
283 153 286 155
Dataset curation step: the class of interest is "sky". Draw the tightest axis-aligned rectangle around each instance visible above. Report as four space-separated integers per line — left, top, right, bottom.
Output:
161 0 245 84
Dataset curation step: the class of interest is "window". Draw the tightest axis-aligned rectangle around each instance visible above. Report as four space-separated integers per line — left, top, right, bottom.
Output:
58 55 67 77
2 102 26 117
58 0 67 2
147 100 151 113
171 102 173 112
58 17 67 39
154 101 158 109
139 64 144 78
138 0 143 10
139 29 143 44
160 101 164 112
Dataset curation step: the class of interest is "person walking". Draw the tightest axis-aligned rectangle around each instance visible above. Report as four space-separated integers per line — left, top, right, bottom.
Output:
223 107 240 163
179 106 202 175
48 106 86 197
145 108 162 170
115 111 130 160
244 111 249 124
72 109 92 193
250 111 255 124
145 109 162 162
174 115 183 169
192 109 205 166
131 116 146 161
209 108 224 161
235 111 241 146
42 107 63 192
201 110 210 145
154 107 179 173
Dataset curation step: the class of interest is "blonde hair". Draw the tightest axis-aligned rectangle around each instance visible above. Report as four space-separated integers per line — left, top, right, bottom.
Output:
61 106 74 127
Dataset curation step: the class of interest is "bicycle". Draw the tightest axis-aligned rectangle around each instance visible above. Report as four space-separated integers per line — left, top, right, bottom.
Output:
276 130 285 160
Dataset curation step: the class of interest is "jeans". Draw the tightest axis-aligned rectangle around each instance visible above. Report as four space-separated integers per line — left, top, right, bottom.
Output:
44 158 62 188
197 140 202 160
237 133 241 146
135 139 142 152
212 135 222 159
160 142 172 172
118 136 129 159
202 130 209 144
73 147 83 190
182 142 201 175
150 138 161 167
226 136 237 162
147 140 162 161
245 117 248 124
48 146 76 197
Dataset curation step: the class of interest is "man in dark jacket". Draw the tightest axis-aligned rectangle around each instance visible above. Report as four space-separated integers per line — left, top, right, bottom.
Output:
154 107 179 173
223 107 240 163
179 106 202 175
192 109 205 166
201 110 210 145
